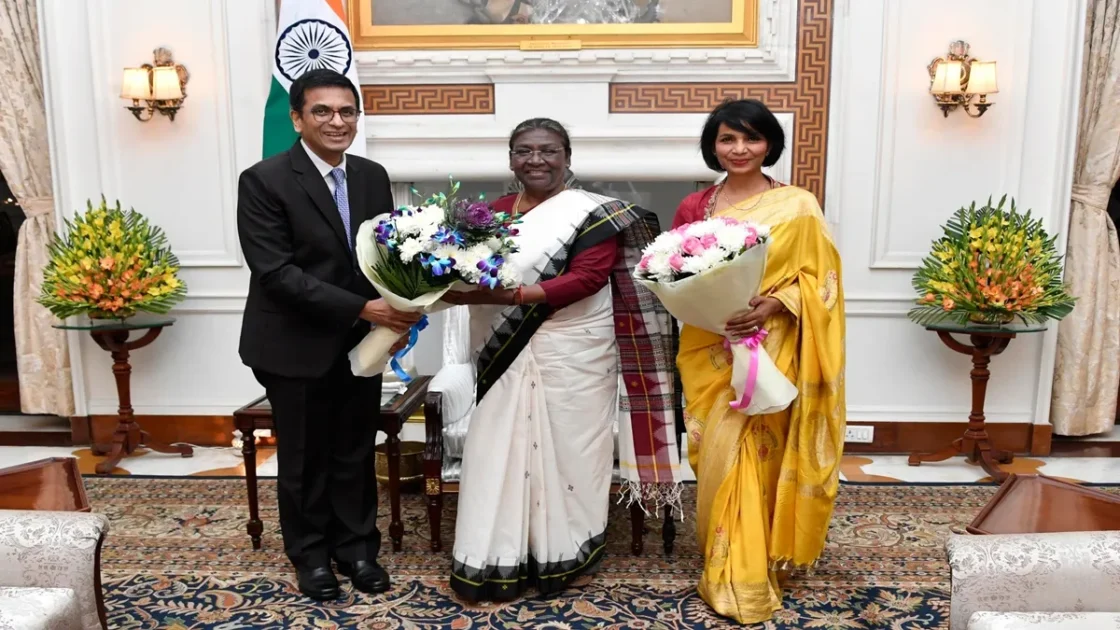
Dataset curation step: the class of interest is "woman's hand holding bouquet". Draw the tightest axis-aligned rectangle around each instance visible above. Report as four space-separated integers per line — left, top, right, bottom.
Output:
634 216 798 416
349 180 522 378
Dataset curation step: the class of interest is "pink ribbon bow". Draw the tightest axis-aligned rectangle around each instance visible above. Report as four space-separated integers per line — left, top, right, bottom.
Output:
724 328 768 412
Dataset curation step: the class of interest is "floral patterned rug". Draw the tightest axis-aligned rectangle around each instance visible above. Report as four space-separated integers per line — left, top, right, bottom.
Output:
87 477 1080 629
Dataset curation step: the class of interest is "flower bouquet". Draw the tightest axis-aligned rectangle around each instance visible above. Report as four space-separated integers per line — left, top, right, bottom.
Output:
349 179 522 377
909 195 1076 326
634 217 797 416
38 197 186 320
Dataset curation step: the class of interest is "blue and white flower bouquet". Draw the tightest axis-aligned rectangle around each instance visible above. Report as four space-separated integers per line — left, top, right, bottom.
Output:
349 179 522 377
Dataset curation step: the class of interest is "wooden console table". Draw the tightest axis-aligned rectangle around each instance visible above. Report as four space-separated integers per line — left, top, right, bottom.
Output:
908 319 1047 482
234 375 432 552
56 316 193 474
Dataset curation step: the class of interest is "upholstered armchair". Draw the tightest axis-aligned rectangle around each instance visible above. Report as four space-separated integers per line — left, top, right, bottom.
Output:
0 509 110 630
422 304 680 555
945 531 1120 629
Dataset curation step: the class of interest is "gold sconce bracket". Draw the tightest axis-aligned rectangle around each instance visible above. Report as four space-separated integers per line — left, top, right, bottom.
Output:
928 40 997 119
122 47 190 122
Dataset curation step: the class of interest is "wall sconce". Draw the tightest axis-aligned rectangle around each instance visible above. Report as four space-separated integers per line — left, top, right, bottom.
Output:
927 40 998 118
120 47 189 122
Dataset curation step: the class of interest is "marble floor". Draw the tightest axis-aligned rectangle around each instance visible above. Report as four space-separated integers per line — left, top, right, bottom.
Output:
1 420 1119 484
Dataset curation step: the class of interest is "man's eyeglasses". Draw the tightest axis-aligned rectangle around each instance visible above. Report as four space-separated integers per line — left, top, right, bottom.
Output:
510 147 565 161
309 106 360 123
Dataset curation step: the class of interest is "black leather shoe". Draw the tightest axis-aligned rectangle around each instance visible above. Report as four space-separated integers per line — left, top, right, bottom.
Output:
336 560 391 594
296 566 340 601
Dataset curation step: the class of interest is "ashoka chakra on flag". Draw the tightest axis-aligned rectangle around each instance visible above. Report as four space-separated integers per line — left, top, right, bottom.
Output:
275 18 352 82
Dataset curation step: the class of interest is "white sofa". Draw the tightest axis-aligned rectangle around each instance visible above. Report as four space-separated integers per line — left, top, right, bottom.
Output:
0 510 110 630
946 531 1120 629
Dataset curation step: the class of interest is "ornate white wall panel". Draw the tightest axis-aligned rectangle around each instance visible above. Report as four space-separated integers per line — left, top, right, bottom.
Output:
38 0 1085 423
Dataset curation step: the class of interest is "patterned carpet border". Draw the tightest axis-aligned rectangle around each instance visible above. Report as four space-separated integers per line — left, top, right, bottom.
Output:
87 476 1120 629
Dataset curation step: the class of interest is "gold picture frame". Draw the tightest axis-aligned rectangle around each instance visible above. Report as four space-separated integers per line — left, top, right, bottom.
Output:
349 0 759 51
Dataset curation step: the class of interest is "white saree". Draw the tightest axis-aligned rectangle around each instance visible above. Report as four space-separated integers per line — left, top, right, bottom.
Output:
451 190 619 600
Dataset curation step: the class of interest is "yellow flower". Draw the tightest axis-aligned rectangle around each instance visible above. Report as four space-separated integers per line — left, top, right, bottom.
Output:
987 227 998 238
969 227 983 239
93 217 104 228
80 257 93 270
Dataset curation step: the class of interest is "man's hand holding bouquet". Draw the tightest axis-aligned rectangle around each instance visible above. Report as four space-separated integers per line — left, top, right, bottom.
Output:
350 180 521 378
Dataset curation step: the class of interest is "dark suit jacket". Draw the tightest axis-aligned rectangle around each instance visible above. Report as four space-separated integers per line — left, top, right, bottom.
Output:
237 141 392 378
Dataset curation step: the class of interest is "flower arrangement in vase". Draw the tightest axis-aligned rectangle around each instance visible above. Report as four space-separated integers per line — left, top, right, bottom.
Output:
38 197 186 321
909 195 1075 327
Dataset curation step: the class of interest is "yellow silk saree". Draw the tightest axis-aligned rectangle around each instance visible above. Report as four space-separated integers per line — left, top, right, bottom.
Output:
677 185 846 624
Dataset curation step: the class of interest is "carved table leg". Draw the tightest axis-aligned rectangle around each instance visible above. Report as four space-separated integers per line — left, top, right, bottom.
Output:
91 327 192 474
423 392 444 553
630 503 645 556
909 333 1013 482
241 426 262 550
387 427 403 552
662 505 676 555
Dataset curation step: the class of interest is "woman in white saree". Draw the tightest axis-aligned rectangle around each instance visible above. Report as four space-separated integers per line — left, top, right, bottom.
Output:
440 118 682 601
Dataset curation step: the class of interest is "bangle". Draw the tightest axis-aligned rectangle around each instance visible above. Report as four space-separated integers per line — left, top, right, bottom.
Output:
512 287 524 305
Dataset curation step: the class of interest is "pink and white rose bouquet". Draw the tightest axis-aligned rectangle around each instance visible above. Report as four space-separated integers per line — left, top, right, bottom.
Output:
635 216 797 416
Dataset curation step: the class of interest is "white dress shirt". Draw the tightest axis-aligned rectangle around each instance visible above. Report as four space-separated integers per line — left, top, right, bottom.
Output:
301 139 347 195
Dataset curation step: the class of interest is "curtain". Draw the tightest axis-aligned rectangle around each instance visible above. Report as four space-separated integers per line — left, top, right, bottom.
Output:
1051 0 1120 436
0 0 74 416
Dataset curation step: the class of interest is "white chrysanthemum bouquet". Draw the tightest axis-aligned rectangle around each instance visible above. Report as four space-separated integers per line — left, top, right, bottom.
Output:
349 180 521 377
635 217 797 416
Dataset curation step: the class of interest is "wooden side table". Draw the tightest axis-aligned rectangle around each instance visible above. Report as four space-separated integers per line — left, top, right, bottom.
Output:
0 457 90 512
55 316 193 474
968 473 1120 534
908 319 1047 482
234 375 433 552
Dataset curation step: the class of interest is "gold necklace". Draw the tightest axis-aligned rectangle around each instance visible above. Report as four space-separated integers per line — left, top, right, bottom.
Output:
706 179 774 219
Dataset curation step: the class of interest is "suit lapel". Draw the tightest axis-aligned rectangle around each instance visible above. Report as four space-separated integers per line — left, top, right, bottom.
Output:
291 142 351 254
346 161 365 248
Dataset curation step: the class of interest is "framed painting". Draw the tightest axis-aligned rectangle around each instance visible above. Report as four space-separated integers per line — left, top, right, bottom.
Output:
348 0 759 50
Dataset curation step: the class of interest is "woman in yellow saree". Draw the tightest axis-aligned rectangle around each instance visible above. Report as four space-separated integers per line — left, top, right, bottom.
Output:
672 99 846 624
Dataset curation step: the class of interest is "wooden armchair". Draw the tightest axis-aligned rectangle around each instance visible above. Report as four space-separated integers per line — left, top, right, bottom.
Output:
419 305 680 555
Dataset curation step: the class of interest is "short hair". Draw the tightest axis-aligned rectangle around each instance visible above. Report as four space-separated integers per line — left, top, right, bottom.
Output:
289 69 360 114
509 117 572 158
699 99 785 172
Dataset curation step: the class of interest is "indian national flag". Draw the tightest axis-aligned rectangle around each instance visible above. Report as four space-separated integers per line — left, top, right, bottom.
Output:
263 0 367 159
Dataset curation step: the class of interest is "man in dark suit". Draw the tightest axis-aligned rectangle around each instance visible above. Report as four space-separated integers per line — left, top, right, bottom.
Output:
236 69 420 600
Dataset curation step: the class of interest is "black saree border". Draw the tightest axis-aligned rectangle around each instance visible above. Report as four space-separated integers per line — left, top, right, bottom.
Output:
474 199 651 402
449 530 607 602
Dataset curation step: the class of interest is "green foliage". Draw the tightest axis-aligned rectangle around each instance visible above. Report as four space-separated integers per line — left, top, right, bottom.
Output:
38 197 186 320
908 195 1074 327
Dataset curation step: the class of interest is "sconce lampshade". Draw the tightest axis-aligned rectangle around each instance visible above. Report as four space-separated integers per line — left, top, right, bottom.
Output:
151 66 183 100
120 67 151 100
930 60 964 94
967 61 999 95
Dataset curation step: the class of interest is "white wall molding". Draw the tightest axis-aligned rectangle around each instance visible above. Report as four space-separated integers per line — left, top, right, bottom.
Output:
866 0 1034 271
368 115 793 183
355 0 795 85
85 0 244 269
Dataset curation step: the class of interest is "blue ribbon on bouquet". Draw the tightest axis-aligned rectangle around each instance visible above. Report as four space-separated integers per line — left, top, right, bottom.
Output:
390 315 429 383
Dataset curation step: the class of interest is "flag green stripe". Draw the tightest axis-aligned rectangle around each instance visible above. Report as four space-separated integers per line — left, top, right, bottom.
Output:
262 77 297 159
